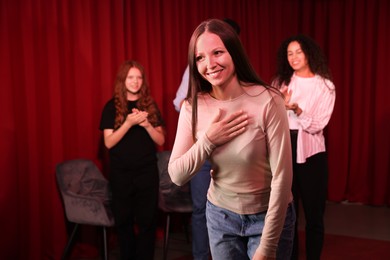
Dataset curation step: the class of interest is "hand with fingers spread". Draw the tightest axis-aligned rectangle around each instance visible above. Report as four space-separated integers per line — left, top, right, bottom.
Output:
280 86 302 115
206 109 248 146
280 86 292 105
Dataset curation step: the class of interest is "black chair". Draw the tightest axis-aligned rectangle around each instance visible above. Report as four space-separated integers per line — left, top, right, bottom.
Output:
157 151 193 260
56 159 115 260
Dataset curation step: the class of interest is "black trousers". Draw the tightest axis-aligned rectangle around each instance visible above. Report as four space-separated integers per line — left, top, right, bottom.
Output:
110 163 159 260
290 131 328 260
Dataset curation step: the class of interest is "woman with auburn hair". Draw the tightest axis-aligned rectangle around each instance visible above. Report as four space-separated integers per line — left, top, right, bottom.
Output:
168 19 295 260
100 60 165 260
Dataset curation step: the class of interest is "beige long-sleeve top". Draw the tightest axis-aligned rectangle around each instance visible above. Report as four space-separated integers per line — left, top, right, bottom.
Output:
168 85 293 257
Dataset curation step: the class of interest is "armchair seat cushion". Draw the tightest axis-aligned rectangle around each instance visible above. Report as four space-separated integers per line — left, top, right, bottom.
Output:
157 151 193 213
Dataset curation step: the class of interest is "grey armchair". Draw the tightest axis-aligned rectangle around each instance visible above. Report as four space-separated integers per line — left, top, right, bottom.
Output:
157 151 193 260
56 159 115 260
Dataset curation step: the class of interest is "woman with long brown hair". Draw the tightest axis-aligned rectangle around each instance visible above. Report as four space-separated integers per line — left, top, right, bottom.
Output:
168 19 295 260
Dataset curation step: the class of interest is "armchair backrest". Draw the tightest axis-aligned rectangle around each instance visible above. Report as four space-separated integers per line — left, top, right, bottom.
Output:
56 159 114 226
56 159 109 198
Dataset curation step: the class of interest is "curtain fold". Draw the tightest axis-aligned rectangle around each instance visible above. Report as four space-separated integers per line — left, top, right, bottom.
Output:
0 0 388 259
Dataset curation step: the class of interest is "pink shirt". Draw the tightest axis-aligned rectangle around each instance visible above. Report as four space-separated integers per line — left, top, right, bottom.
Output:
287 74 336 163
168 85 293 256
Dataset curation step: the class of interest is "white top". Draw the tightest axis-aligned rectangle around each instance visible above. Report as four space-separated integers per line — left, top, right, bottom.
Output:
173 66 189 112
168 85 293 256
286 73 336 163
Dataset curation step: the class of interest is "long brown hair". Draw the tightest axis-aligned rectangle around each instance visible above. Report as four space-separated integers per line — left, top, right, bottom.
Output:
113 60 160 129
187 19 271 140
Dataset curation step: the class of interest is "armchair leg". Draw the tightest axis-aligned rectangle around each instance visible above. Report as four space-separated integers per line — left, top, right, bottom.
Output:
182 214 190 243
61 223 79 260
163 213 171 260
103 226 109 260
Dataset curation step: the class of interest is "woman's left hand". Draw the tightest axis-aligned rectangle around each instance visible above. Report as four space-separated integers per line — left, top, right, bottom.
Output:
286 102 302 116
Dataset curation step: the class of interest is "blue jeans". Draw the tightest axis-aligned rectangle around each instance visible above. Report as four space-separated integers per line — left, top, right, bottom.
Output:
190 160 212 260
206 201 295 260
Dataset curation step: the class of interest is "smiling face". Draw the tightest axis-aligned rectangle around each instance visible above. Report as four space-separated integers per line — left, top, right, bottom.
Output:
287 41 311 75
125 67 143 99
195 32 236 88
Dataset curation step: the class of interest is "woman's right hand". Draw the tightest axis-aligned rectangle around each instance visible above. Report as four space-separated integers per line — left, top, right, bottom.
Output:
206 109 248 146
124 109 148 127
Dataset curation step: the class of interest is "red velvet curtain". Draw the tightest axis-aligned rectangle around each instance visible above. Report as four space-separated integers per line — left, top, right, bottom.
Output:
0 0 388 259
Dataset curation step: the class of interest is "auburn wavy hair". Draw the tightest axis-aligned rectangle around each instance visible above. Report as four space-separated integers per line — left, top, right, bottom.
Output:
113 60 160 129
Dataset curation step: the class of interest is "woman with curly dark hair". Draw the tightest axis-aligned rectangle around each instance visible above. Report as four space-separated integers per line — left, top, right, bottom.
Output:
100 60 165 260
272 34 336 260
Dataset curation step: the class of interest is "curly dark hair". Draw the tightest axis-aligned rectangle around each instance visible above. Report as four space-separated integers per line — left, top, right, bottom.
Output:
273 34 332 88
113 60 160 129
